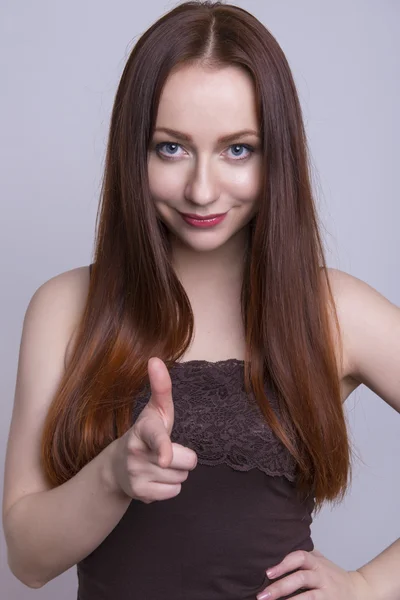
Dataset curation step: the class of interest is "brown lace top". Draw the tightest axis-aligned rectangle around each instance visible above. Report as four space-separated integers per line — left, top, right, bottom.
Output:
134 359 298 481
76 343 315 599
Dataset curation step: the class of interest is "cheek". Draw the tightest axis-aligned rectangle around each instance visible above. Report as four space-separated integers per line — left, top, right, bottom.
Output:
227 161 262 199
148 160 182 200
227 178 261 209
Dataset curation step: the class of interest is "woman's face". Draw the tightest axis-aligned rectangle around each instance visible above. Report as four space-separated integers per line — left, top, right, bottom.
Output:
147 64 262 255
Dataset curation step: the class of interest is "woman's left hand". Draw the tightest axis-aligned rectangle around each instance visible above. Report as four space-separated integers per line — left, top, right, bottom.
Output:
256 549 376 600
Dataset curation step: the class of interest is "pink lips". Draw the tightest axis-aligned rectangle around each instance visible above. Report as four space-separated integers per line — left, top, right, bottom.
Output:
181 212 226 220
180 212 228 228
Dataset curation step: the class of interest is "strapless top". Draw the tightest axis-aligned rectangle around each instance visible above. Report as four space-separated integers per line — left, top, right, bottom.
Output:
76 359 315 600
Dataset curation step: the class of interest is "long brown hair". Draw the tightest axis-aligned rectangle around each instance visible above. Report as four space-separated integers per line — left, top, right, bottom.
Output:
41 0 354 512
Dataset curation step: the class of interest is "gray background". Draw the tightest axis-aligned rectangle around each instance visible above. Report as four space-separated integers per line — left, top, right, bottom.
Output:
1 1 399 597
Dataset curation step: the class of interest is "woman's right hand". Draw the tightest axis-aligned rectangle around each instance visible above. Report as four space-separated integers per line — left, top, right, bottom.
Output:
110 357 198 504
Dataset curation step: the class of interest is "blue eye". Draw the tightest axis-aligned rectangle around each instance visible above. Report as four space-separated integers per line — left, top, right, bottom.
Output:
156 142 181 158
227 144 255 159
154 142 255 161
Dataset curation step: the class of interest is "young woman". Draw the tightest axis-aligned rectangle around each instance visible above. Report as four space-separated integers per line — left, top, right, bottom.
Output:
3 2 399 599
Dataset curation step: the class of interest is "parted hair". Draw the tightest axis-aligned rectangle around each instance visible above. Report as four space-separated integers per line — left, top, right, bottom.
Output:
41 1 354 513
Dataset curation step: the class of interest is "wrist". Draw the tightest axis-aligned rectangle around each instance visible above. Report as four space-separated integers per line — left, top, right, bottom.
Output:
350 569 377 600
100 439 130 502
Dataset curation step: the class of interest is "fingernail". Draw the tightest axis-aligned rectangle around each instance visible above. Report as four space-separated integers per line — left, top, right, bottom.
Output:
256 592 271 600
266 569 276 578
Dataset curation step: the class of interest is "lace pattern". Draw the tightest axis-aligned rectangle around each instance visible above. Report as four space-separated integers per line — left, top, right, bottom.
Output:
132 359 297 482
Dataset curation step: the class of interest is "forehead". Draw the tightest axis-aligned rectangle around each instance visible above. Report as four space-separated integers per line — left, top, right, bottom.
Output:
155 64 259 134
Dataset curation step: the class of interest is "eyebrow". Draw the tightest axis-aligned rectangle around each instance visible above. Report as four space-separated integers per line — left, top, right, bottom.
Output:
153 127 260 144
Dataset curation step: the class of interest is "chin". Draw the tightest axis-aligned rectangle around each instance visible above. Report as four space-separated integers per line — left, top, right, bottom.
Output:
177 232 231 253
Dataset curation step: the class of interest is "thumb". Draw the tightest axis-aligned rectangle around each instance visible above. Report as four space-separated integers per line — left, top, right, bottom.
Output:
147 357 175 436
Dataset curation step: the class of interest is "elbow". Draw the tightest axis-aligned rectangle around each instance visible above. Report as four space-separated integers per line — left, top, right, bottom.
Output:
4 531 46 589
22 578 45 589
27 582 45 589
7 555 45 589
3 502 47 588
5 532 59 589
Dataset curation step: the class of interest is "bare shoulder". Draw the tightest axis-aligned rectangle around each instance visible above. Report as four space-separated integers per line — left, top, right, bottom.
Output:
33 265 91 369
32 264 90 308
322 267 364 400
324 266 400 410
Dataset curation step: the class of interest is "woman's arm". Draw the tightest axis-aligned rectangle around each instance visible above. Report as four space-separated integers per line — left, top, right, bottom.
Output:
4 439 130 588
331 268 400 599
2 268 130 588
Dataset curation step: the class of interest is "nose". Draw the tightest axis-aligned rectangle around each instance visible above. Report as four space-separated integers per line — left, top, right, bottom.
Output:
184 157 220 208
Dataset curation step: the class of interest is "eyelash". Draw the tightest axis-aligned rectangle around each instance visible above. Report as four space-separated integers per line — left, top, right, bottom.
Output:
154 142 255 162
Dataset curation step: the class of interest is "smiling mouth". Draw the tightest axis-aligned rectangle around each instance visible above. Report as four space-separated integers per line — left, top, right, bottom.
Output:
179 212 227 220
179 212 228 228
